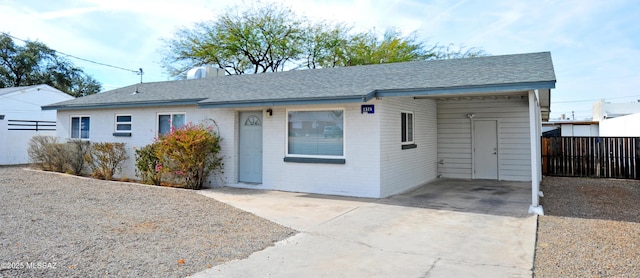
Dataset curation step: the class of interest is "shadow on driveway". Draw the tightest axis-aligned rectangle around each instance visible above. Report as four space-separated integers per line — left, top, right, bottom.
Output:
213 178 533 219
380 179 532 218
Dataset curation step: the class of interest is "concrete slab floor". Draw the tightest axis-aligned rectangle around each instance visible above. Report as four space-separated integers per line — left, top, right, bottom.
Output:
384 179 533 218
194 179 537 278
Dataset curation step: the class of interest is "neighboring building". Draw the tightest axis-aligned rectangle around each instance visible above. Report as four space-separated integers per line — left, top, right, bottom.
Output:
43 52 556 214
599 112 640 137
592 99 640 121
591 99 640 136
542 121 599 137
0 84 74 165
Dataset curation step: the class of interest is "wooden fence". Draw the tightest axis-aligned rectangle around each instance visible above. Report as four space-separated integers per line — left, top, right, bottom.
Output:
541 137 640 179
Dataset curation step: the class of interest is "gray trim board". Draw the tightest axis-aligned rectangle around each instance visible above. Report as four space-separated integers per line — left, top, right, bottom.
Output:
401 144 417 150
374 81 556 98
283 157 346 164
43 99 206 111
112 132 132 137
199 96 371 109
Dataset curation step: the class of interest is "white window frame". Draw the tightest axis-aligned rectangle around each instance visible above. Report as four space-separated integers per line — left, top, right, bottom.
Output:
70 115 90 140
401 111 414 144
157 112 186 135
285 108 346 159
114 114 132 133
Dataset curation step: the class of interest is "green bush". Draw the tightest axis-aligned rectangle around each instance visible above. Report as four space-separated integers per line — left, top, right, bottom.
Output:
134 142 162 185
154 121 223 189
87 142 129 180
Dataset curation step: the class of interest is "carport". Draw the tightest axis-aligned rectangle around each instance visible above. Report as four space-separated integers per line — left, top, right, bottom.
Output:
403 89 549 215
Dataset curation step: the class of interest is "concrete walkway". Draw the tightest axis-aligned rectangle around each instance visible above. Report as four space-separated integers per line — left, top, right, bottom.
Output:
194 180 537 277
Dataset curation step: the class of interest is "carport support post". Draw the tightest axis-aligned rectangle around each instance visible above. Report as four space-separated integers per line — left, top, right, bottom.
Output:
528 91 544 215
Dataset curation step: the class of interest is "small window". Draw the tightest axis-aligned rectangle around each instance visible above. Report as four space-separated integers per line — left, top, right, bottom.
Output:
158 113 185 135
401 112 414 144
287 109 344 157
71 116 90 139
115 115 132 132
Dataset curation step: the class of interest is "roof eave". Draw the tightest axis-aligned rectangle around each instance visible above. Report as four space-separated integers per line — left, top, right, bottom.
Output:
42 98 206 111
198 94 375 108
373 81 556 98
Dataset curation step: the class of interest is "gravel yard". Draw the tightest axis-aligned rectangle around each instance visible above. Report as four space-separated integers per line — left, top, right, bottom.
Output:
0 166 296 277
534 176 640 277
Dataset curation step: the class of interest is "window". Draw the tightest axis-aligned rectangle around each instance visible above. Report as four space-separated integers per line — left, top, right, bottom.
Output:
115 115 132 132
158 113 185 135
71 116 90 139
401 112 414 144
287 109 344 157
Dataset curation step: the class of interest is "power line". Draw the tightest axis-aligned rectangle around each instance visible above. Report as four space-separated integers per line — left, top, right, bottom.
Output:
552 94 640 104
1 32 143 78
58 52 139 74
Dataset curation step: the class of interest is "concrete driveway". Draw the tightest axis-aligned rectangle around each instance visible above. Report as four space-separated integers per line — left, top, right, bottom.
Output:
194 179 537 277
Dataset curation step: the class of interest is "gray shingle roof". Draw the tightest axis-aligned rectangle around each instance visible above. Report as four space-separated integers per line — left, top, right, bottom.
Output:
43 52 556 110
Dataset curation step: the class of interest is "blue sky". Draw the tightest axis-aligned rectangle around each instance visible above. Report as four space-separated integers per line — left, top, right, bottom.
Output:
1 0 639 120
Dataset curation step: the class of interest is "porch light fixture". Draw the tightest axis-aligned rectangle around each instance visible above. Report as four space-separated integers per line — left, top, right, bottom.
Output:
466 113 475 119
266 108 273 117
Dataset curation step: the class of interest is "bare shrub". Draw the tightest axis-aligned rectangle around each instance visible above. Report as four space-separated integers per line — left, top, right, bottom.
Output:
65 139 90 175
27 136 67 171
87 142 129 180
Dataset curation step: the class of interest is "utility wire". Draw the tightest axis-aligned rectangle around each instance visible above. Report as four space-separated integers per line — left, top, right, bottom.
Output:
58 52 139 74
1 32 142 76
552 94 640 104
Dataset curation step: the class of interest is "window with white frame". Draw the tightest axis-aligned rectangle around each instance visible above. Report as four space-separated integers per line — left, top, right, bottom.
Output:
115 114 132 132
287 109 344 157
401 112 414 144
71 116 90 139
158 113 185 135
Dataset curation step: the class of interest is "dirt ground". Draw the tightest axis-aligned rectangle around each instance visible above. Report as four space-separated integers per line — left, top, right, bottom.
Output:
534 176 640 277
0 167 296 277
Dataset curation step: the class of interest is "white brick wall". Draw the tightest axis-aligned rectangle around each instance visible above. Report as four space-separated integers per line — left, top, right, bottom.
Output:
56 105 237 185
57 103 382 197
259 102 381 198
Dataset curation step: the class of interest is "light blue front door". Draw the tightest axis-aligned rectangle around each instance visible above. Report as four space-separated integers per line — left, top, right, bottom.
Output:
238 111 263 183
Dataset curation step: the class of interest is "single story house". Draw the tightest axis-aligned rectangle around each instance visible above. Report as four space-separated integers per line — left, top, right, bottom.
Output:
0 84 73 165
43 52 556 214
